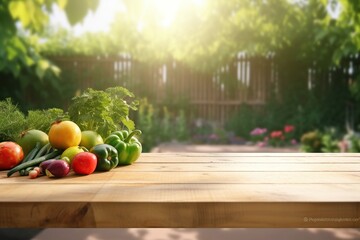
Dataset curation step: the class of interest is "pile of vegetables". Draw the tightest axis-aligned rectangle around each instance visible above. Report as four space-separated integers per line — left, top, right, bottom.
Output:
0 87 138 142
0 87 142 179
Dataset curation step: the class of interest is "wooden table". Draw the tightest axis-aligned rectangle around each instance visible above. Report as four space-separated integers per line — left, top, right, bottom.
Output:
0 153 359 228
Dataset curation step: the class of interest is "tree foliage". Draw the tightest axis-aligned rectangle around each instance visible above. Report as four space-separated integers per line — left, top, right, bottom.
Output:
0 0 99 110
36 0 358 71
1 0 98 78
3 0 360 112
3 0 360 73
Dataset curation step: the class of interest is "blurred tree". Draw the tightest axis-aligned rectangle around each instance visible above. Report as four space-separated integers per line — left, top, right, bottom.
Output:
17 0 360 132
0 0 99 78
0 0 99 109
39 0 356 70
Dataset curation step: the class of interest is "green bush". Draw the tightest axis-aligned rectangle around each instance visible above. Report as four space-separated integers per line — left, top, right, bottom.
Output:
0 99 66 141
136 98 190 152
225 104 264 139
68 87 137 138
320 128 341 153
175 109 189 141
0 86 138 142
300 131 323 152
300 128 349 153
27 108 68 133
225 89 349 145
343 131 360 152
0 98 26 141
137 98 156 152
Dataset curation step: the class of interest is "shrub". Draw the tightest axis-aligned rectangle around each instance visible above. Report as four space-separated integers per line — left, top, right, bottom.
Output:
0 98 26 141
136 98 190 152
300 131 323 152
320 128 341 153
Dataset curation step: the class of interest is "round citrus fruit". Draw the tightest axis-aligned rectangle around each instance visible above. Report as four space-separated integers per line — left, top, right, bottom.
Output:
61 146 85 164
48 120 81 149
80 130 103 150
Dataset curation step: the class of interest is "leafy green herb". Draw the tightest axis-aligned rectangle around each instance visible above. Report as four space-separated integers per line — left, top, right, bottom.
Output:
27 108 68 133
0 99 67 141
68 87 138 137
0 98 26 141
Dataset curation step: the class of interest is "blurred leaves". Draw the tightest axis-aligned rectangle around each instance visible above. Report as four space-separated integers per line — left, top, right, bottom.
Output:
38 0 360 72
0 0 100 111
0 98 26 141
68 87 138 137
1 0 98 81
36 59 50 79
9 0 48 32
3 0 360 111
65 0 99 25
27 108 68 133
3 0 360 76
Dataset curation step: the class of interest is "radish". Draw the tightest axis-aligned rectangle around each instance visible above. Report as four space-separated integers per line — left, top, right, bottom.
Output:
29 170 38 179
33 167 41 175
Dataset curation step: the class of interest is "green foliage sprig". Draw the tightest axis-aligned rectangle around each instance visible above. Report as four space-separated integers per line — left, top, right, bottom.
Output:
320 128 341 153
68 87 138 137
0 98 26 141
136 98 190 152
300 131 323 153
0 99 66 141
0 86 138 142
27 108 68 133
137 98 156 152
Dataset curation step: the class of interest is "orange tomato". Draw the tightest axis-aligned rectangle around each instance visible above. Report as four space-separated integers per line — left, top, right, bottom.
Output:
48 120 81 149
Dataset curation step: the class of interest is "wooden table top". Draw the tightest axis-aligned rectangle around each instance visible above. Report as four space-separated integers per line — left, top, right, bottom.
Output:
0 153 359 228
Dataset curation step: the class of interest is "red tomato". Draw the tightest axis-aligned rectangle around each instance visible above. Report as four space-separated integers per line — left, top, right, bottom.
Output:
0 142 24 170
71 152 97 175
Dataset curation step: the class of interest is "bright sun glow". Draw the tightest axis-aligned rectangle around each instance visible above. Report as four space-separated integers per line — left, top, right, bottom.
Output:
50 0 125 36
51 0 205 35
152 0 181 28
137 0 206 31
74 0 125 35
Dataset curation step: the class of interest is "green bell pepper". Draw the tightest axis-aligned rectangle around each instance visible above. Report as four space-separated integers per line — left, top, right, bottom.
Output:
104 129 142 165
90 144 119 171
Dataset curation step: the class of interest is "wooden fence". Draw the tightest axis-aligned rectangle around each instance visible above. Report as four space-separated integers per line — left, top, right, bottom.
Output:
50 54 275 125
50 54 357 126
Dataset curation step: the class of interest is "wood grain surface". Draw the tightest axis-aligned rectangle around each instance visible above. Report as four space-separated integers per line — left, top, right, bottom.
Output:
0 153 359 228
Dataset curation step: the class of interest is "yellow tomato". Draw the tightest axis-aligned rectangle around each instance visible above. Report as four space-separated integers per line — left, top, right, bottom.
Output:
48 120 81 149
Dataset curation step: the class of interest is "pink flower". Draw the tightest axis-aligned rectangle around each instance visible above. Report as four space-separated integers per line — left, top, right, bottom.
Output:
270 131 283 138
291 139 297 145
250 128 267 136
284 125 295 133
209 134 219 140
338 140 348 152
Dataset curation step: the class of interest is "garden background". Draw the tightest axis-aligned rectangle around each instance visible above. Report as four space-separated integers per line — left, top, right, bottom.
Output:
1 0 360 153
